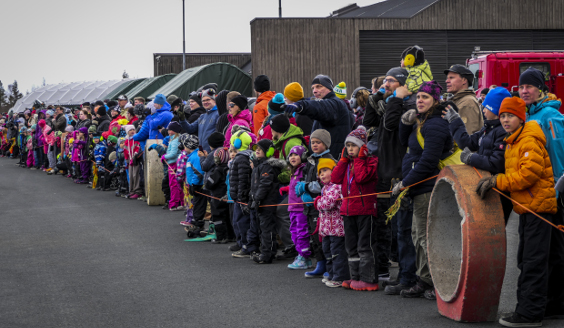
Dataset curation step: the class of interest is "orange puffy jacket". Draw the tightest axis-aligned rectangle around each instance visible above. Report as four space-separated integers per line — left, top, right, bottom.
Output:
496 121 557 215
252 90 276 135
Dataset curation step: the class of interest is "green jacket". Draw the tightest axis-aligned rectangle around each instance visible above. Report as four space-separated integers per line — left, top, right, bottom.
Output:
273 124 306 160
405 60 433 93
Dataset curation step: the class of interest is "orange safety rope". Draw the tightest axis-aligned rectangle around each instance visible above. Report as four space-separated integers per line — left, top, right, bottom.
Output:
473 167 564 233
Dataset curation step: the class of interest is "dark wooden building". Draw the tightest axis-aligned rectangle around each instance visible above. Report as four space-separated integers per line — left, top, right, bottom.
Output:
153 53 251 76
250 0 564 98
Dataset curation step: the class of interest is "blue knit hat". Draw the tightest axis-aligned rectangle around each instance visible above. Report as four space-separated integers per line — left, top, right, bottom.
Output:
482 87 511 116
154 94 166 105
268 93 286 115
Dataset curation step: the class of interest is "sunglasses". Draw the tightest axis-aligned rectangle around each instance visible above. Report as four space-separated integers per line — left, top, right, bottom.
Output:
228 103 236 108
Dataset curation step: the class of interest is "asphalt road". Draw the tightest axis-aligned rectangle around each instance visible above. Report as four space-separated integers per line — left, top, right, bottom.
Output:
0 157 551 328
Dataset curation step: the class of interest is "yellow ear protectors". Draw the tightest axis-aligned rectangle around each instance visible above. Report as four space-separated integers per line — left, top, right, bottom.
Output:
404 54 415 67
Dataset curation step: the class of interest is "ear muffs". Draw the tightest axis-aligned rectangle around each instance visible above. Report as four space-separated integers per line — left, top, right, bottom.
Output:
232 130 245 150
266 146 275 158
404 54 415 67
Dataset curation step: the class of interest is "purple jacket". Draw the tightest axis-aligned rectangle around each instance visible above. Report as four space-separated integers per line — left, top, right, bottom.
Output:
288 163 306 212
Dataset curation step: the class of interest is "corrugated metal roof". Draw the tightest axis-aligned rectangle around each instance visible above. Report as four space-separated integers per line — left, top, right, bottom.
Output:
333 0 440 18
125 74 176 100
103 78 146 100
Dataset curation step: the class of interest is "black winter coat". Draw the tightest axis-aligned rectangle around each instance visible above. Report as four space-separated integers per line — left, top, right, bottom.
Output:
296 91 351 158
302 151 337 216
105 144 115 171
187 107 206 124
215 112 230 135
96 115 110 133
364 93 415 192
250 157 285 206
200 149 217 189
450 118 506 174
75 119 91 130
229 150 253 202
54 113 67 132
399 104 453 197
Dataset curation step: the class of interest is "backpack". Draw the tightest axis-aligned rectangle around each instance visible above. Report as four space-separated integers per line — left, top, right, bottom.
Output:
416 128 463 170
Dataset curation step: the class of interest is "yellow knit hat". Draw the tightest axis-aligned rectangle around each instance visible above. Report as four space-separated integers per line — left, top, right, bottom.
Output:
334 82 347 99
284 82 304 103
317 158 336 175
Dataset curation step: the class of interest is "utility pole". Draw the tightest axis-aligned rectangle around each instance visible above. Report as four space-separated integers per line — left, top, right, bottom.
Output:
182 0 186 71
279 0 282 18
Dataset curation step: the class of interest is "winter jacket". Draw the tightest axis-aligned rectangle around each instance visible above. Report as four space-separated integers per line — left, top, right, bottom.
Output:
105 144 115 170
302 151 337 216
38 120 55 146
123 137 140 166
75 119 91 130
200 148 217 188
253 91 276 135
94 141 107 166
295 113 313 136
229 150 253 202
176 149 204 186
216 113 230 135
288 163 307 212
315 182 344 238
332 155 378 216
96 115 111 133
399 104 454 197
224 109 253 148
496 121 557 215
364 93 413 193
187 107 206 124
132 103 173 142
259 114 297 141
54 113 67 132
184 106 219 152
296 91 352 158
272 123 306 160
405 60 433 93
163 135 181 164
450 117 506 174
250 157 286 206
526 93 564 181
450 89 483 135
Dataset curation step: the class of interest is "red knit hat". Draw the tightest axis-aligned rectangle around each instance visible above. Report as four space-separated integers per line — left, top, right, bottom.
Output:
499 97 527 122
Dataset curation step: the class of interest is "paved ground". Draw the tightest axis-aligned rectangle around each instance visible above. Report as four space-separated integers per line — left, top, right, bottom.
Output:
0 157 553 328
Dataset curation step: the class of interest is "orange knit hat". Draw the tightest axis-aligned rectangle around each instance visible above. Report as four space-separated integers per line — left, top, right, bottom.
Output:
499 97 527 122
284 82 304 103
317 158 336 174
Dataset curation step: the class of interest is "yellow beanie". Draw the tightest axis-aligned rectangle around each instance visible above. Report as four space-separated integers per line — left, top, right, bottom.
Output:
334 82 347 99
317 158 336 175
284 82 304 103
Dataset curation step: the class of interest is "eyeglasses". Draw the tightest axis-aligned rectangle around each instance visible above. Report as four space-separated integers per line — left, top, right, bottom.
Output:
202 99 213 103
383 78 399 84
228 103 236 108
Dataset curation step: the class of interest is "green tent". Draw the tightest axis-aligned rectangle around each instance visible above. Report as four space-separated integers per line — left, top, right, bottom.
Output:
126 74 176 100
103 78 147 100
148 62 252 100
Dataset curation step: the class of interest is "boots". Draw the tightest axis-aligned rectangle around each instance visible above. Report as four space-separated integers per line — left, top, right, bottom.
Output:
304 260 326 278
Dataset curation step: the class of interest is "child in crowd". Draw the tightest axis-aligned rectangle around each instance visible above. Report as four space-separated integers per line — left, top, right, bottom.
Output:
162 122 184 211
225 146 238 236
315 158 350 287
92 133 106 190
248 139 287 264
332 126 379 291
114 137 130 198
123 125 142 199
175 134 203 234
296 129 336 277
100 135 117 191
229 127 257 257
476 97 557 327
25 128 34 168
280 145 313 269
73 127 90 184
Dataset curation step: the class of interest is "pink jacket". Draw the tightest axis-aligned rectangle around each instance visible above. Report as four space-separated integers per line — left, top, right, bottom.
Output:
38 119 55 146
314 182 344 238
223 109 253 148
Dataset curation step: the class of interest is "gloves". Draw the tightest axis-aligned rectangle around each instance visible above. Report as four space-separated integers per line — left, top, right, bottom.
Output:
161 155 166 163
460 147 473 164
301 192 314 207
313 196 321 210
359 144 369 159
279 186 290 196
295 181 307 197
340 147 349 162
284 102 302 116
240 204 250 215
177 109 186 121
148 144 157 151
392 181 404 197
443 104 460 123
401 109 417 126
476 175 497 199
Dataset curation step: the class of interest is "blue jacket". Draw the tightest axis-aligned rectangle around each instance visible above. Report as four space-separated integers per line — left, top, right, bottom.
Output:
94 141 107 166
450 118 506 174
526 95 564 182
164 135 180 164
185 149 204 186
184 106 219 152
296 92 351 158
399 105 453 197
132 102 173 142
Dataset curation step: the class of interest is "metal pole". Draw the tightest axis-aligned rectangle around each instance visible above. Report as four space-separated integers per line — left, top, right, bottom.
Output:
279 0 282 18
182 0 186 71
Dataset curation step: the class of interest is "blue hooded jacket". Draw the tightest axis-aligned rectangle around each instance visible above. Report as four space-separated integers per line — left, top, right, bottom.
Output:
133 102 173 142
526 95 564 182
184 106 219 152
185 149 204 186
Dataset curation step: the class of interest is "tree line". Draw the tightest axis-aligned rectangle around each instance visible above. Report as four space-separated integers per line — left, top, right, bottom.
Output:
0 80 24 113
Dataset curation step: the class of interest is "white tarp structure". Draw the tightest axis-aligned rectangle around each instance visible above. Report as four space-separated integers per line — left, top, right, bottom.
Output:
10 79 133 113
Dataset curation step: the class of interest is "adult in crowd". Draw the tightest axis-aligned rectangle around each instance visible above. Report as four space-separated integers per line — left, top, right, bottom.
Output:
133 94 173 142
95 106 111 133
133 97 145 106
252 75 276 135
285 74 351 158
116 95 133 117
223 95 251 148
75 110 92 130
168 95 188 131
284 82 313 136
185 93 206 124
54 106 67 132
444 64 483 134
216 91 240 135
184 89 219 152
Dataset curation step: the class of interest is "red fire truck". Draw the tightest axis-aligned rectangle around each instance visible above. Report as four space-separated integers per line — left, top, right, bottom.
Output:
467 50 564 112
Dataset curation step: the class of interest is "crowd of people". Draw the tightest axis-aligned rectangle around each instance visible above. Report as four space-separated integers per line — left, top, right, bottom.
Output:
2 45 564 327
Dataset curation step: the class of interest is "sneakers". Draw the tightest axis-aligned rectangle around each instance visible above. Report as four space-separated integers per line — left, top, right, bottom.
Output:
30 167 37 170
170 206 186 211
322 272 330 284
229 244 242 252
378 272 391 282
499 312 542 327
276 246 299 260
211 238 229 244
351 280 379 291
288 256 313 270
381 279 400 288
128 193 140 199
325 281 343 288
304 260 326 278
253 253 274 264
400 281 433 298
342 280 353 289
162 202 169 210
423 289 436 300
384 283 412 295
180 221 192 226
232 249 251 258
250 251 261 262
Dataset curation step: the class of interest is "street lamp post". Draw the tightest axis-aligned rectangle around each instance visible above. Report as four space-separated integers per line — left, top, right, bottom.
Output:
279 0 282 18
182 0 186 71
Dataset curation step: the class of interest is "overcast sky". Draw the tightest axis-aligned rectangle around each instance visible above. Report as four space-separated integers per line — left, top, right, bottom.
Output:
1 0 378 94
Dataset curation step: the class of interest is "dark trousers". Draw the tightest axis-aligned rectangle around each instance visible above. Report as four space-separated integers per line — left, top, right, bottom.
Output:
376 198 393 274
228 203 235 239
247 207 278 258
245 209 261 253
516 212 552 320
191 185 207 228
232 203 251 248
210 197 231 240
322 236 350 282
344 215 378 283
545 194 564 316
501 192 514 224
307 212 326 262
34 148 44 168
394 196 417 286
275 196 294 250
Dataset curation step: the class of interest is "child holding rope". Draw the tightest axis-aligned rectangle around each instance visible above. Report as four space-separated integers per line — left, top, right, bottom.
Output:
162 122 184 211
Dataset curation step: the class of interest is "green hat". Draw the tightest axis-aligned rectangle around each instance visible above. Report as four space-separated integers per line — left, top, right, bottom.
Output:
88 125 97 133
107 135 118 144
